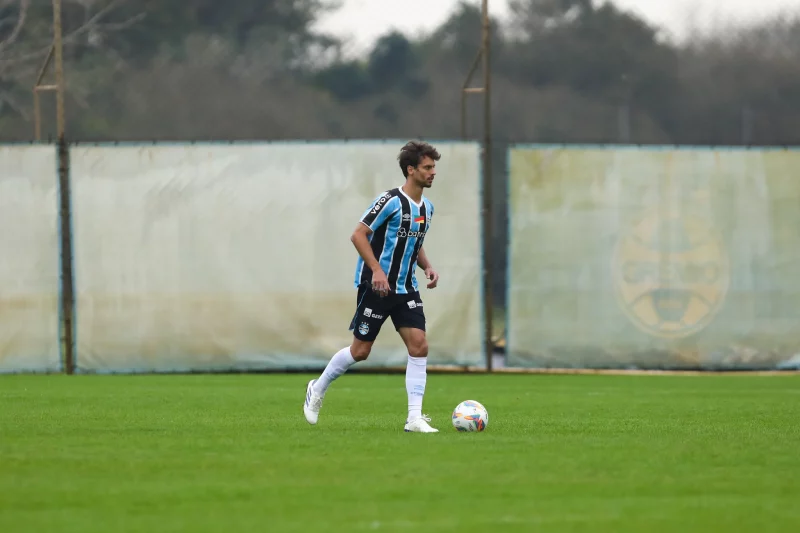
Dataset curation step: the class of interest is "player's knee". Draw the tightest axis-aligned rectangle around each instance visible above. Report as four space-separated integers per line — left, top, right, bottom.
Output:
408 337 428 358
350 340 372 361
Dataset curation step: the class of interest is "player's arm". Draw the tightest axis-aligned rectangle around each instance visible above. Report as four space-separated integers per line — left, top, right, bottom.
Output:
417 246 432 271
351 223 390 297
350 223 382 274
417 246 439 289
351 195 398 297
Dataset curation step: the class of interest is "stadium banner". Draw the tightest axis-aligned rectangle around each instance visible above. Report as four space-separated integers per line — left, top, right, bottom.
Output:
70 141 483 372
0 145 62 373
506 145 800 370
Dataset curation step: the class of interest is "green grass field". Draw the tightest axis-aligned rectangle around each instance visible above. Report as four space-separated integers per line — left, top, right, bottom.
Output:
2 373 799 532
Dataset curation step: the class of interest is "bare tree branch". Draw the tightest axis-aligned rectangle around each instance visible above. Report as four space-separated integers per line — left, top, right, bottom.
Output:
0 0 140 69
94 11 145 33
0 0 143 122
0 0 30 54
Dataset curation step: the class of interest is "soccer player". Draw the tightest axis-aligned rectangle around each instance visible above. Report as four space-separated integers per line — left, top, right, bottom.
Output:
303 141 442 433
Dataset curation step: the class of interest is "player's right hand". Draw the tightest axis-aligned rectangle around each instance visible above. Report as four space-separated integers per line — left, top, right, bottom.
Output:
371 270 390 298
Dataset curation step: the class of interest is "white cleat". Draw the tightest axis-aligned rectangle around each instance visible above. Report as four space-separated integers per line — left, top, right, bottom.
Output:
303 379 324 425
404 414 439 433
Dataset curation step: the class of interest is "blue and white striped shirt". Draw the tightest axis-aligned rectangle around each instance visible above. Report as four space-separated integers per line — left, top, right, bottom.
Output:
354 187 434 295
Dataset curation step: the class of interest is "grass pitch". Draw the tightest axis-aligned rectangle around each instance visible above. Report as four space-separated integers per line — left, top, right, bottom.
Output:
1 373 799 532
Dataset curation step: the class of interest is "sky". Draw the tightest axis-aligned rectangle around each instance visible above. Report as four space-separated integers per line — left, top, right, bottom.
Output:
314 0 800 54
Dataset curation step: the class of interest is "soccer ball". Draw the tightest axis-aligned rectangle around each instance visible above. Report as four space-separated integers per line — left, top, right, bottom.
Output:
451 400 489 432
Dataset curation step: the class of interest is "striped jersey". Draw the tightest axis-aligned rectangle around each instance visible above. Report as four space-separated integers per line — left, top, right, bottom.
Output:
354 187 434 295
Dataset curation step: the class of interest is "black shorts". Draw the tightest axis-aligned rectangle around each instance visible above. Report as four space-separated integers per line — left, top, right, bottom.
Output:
348 283 426 341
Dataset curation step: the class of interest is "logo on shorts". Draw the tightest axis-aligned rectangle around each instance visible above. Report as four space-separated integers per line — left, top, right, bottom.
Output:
407 300 422 309
363 308 383 319
358 322 369 335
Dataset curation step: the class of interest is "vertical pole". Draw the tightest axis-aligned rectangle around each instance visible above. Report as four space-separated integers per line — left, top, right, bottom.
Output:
33 46 55 140
459 1 494 371
481 0 493 372
53 0 75 374
460 53 484 140
53 0 65 139
58 135 74 375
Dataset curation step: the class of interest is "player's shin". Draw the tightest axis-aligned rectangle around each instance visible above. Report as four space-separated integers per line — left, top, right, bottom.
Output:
406 354 427 421
313 346 357 395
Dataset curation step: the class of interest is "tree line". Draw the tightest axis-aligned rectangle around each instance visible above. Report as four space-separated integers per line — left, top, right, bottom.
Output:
1 0 799 146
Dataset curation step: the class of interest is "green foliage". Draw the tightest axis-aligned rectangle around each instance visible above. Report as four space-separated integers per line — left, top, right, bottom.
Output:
2 0 800 146
312 60 373 101
367 32 423 95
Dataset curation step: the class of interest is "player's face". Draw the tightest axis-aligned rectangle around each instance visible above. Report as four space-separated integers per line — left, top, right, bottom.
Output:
409 156 436 188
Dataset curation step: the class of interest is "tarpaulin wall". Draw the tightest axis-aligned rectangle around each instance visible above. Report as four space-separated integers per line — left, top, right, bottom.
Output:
506 145 800 370
0 146 62 372
68 142 484 373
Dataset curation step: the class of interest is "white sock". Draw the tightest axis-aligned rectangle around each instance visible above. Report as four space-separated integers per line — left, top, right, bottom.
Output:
313 346 357 395
406 355 427 421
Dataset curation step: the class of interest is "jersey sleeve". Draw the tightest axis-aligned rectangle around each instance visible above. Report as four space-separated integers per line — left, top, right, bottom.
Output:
359 193 399 232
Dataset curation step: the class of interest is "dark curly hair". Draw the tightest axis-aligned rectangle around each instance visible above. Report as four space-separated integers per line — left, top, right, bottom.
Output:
398 141 441 177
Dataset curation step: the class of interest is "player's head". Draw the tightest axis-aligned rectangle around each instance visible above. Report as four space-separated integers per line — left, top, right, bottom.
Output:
398 140 440 188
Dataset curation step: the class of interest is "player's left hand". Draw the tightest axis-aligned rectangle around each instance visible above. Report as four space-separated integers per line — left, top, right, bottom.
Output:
424 267 439 289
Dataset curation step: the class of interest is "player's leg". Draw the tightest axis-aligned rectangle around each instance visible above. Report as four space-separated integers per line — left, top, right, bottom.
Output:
392 293 438 433
303 285 387 425
312 336 373 398
397 327 437 432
